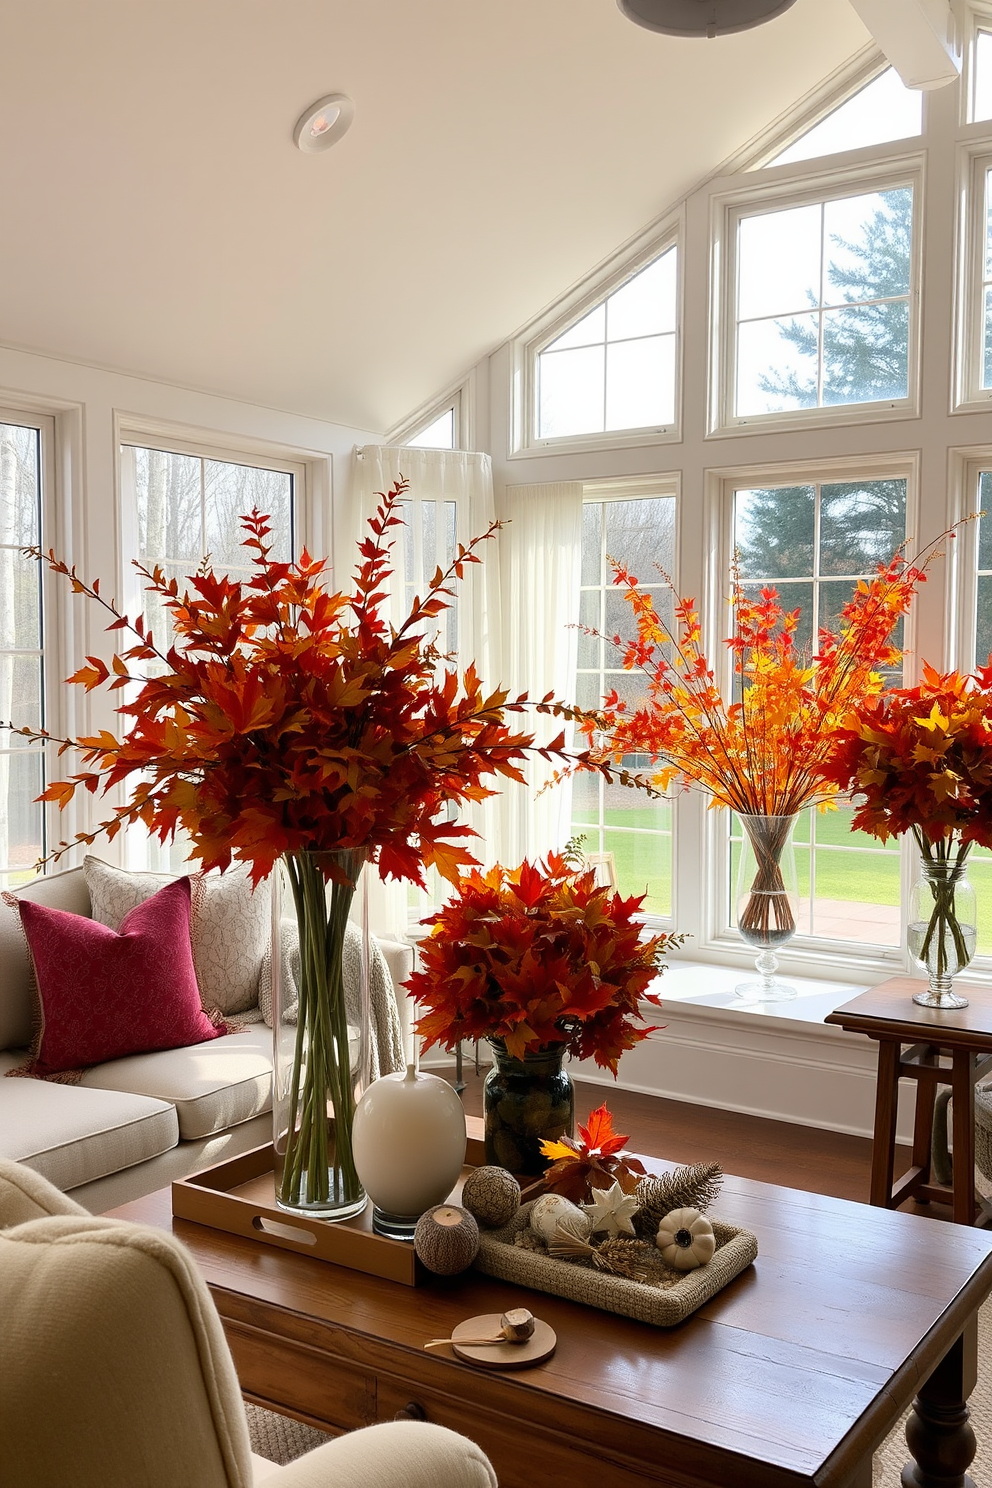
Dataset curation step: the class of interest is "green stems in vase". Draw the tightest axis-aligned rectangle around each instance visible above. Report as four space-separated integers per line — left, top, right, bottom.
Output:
276 848 368 1217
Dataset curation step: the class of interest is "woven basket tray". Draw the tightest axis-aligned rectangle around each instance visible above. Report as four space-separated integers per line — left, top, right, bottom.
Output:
474 1200 758 1327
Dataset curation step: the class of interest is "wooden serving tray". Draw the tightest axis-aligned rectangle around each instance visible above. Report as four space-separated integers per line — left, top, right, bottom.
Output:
172 1135 488 1286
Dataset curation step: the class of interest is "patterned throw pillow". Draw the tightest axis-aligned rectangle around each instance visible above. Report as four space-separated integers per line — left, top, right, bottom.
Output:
10 878 224 1079
83 857 269 1017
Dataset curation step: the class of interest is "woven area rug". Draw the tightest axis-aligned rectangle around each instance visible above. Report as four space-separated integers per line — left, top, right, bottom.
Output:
245 1294 992 1478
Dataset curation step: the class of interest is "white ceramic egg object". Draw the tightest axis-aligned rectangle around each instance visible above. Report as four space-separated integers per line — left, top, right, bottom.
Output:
352 1064 467 1238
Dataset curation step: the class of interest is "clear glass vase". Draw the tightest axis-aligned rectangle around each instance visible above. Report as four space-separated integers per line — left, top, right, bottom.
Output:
734 813 800 1003
271 848 371 1219
483 1039 574 1175
907 839 976 1010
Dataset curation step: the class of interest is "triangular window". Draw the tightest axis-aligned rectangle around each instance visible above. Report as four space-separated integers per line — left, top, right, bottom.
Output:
536 246 677 440
764 69 922 169
405 406 455 449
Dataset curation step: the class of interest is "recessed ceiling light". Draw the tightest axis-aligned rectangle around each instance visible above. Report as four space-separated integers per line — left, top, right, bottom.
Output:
617 0 798 37
294 93 354 153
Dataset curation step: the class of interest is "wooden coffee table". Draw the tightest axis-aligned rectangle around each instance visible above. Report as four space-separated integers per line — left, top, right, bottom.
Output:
112 1152 992 1488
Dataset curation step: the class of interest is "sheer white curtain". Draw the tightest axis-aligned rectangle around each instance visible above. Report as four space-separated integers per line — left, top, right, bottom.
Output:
352 446 501 938
495 482 583 866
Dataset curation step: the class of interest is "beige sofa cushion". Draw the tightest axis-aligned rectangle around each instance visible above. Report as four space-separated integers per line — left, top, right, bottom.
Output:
0 1051 179 1189
79 1025 273 1141
0 868 91 1050
84 857 269 1017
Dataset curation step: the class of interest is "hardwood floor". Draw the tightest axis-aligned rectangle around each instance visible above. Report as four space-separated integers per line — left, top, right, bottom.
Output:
435 1059 926 1211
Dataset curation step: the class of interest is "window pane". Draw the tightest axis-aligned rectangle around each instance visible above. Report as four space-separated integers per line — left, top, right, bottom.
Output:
984 287 992 391
736 313 819 415
974 31 992 123
204 462 292 568
0 423 41 546
767 69 921 167
0 748 44 881
605 335 675 430
0 553 41 652
581 503 602 586
134 448 202 563
824 189 912 303
819 479 906 575
575 493 675 921
735 486 815 579
578 590 601 669
607 250 676 340
822 301 909 405
544 304 605 353
606 496 676 580
977 574 992 668
538 345 605 437
738 204 820 320
808 806 900 946
979 477 992 569
405 407 455 449
0 655 42 742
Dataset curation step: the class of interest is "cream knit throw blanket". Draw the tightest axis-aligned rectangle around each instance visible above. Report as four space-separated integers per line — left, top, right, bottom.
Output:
250 919 405 1081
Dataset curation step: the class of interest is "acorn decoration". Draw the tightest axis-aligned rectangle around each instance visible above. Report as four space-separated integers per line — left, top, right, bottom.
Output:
462 1166 521 1229
414 1204 481 1275
655 1207 716 1271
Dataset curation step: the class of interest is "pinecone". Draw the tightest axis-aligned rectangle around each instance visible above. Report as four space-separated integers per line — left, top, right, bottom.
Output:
634 1162 723 1238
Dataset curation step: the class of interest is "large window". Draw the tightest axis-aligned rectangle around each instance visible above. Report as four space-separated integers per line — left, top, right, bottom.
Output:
571 489 676 919
533 245 678 445
119 439 301 868
726 474 909 948
730 180 916 423
0 417 51 889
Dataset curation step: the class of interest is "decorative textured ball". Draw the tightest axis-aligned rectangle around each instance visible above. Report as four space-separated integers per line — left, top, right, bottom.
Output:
461 1166 521 1228
414 1204 481 1275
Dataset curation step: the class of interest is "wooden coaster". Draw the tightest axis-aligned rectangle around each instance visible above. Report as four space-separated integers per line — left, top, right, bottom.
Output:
450 1312 557 1369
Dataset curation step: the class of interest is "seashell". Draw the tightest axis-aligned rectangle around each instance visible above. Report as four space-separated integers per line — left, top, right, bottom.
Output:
529 1193 592 1245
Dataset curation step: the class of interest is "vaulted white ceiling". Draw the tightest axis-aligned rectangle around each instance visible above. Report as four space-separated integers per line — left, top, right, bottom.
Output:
0 1 870 433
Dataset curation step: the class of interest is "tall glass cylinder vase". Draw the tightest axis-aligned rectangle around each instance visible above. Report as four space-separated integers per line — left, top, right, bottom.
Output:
483 1038 574 1175
271 848 371 1220
734 813 800 1003
907 835 976 1010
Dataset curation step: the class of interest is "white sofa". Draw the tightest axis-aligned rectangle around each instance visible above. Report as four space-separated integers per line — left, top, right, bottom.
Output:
0 867 414 1213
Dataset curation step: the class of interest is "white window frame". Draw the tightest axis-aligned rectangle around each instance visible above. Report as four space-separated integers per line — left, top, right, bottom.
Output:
386 374 474 452
948 445 992 670
682 452 922 981
508 214 683 459
576 473 680 931
709 153 925 438
115 417 319 598
0 406 63 882
951 139 992 412
961 2 992 124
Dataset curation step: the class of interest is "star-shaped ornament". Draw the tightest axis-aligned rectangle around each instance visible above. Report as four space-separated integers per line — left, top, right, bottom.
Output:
581 1179 640 1238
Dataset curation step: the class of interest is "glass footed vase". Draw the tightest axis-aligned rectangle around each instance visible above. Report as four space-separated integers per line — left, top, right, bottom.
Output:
907 840 976 1010
734 813 800 1003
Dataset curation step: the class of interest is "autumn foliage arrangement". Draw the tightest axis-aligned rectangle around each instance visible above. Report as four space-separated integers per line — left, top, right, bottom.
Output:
410 852 682 1073
9 479 596 1216
539 1104 647 1201
822 662 992 998
584 548 936 818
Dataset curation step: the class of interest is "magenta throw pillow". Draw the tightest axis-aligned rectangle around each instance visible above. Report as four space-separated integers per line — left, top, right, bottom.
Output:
15 877 224 1077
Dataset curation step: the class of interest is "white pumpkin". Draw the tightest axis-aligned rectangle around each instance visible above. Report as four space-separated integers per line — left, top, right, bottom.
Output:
655 1207 716 1270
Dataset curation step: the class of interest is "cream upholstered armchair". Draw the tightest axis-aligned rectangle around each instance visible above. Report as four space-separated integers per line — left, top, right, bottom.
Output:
0 1160 496 1488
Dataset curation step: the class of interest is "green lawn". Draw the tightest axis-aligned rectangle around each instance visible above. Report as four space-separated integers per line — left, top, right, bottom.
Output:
573 804 992 953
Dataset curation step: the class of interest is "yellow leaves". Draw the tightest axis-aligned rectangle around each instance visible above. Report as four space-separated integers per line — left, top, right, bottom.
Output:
538 1139 578 1163
915 703 949 733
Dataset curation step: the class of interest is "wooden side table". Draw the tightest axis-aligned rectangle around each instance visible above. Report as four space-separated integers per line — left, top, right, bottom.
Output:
826 976 992 1226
